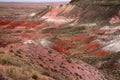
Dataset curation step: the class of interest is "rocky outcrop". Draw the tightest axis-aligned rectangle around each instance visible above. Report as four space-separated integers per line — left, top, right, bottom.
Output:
69 0 120 24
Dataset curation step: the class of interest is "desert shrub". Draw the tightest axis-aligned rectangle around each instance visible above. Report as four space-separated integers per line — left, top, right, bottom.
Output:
51 26 85 37
6 68 28 80
0 57 20 66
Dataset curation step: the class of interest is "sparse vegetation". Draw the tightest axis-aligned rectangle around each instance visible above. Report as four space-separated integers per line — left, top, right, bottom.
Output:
0 0 120 80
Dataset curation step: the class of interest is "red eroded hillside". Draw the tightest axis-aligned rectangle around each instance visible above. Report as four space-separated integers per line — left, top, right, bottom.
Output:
0 1 120 80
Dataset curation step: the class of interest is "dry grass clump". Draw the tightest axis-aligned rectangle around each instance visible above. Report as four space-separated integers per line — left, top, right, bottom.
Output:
0 48 55 80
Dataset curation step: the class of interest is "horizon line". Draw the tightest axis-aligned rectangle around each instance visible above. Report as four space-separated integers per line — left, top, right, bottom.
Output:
0 1 69 2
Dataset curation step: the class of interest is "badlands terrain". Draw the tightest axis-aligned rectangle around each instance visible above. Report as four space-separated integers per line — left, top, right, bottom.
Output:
0 0 120 80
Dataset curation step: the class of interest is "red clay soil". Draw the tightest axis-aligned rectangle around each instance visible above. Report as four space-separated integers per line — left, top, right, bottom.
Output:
20 21 36 28
0 41 7 47
4 21 24 29
59 35 98 55
0 18 49 29
95 50 109 57
84 43 101 52
91 29 106 35
6 43 108 80
50 38 71 54
68 34 88 42
0 19 11 25
21 32 52 40
86 36 97 43
35 23 49 29
52 43 70 54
